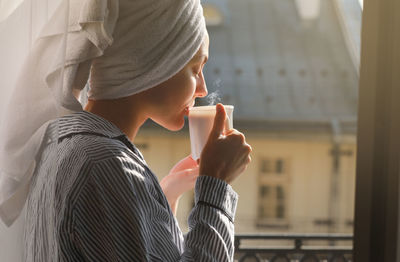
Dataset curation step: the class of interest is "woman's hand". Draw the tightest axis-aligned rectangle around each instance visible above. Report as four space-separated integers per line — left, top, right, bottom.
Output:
160 156 199 215
199 104 252 184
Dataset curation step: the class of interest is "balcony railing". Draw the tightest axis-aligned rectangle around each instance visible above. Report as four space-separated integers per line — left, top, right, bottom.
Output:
234 233 353 262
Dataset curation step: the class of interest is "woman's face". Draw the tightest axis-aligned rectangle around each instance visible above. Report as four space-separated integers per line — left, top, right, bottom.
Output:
142 35 209 131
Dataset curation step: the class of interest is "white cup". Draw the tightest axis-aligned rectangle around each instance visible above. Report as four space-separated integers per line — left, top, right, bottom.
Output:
188 105 234 160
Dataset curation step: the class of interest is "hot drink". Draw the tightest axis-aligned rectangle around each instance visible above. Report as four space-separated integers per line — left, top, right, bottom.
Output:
188 105 234 160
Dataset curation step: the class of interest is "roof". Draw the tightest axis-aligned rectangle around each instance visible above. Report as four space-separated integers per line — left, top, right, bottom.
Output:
197 0 359 133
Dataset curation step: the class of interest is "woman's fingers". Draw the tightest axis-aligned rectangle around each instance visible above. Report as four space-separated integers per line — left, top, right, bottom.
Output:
200 124 252 184
160 166 199 200
209 103 226 140
178 167 199 179
169 155 198 174
225 129 246 146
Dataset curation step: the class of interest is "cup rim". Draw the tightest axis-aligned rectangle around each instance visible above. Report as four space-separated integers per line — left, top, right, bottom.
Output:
188 105 234 111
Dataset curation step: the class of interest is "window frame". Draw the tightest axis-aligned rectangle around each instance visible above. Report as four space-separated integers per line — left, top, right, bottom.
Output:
353 0 400 260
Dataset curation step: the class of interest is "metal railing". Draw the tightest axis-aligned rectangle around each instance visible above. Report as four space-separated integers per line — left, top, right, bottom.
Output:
234 233 353 262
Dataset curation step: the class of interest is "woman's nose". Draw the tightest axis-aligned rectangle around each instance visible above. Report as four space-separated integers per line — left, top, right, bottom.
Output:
196 71 208 98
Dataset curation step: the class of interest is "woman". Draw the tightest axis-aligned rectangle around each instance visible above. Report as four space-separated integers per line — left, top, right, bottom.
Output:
0 0 251 261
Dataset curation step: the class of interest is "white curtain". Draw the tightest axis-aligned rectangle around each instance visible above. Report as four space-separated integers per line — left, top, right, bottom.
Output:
0 1 62 260
0 208 24 261
0 0 62 121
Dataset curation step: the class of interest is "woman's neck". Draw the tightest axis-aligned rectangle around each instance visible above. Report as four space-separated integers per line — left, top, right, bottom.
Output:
84 96 147 141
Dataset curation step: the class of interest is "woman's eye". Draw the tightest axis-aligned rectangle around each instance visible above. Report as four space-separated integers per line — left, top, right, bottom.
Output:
194 68 201 77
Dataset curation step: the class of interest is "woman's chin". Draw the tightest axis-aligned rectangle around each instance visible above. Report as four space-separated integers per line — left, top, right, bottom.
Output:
166 121 185 131
160 118 185 131
152 111 186 131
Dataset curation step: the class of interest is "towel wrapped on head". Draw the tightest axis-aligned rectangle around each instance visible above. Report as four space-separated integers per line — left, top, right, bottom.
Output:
89 0 206 100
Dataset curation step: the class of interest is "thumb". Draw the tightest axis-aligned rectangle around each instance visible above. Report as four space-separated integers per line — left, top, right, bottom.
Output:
209 103 226 140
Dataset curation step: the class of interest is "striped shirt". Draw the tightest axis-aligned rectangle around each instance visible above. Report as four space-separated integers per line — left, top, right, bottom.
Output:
24 111 238 262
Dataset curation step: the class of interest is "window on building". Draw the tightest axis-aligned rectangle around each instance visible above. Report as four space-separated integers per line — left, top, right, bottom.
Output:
202 4 223 26
260 158 286 175
257 158 290 227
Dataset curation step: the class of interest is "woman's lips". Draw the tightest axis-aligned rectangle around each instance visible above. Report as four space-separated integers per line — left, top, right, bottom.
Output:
184 101 194 115
184 106 190 115
184 101 195 115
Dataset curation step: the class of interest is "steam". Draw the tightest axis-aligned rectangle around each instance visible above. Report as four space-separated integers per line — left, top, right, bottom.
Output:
206 90 222 105
212 78 222 89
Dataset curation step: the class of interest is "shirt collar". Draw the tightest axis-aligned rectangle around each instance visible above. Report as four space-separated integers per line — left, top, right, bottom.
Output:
58 111 125 140
45 110 146 165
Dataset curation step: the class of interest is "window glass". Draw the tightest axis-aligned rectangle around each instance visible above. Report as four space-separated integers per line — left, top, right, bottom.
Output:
139 0 361 236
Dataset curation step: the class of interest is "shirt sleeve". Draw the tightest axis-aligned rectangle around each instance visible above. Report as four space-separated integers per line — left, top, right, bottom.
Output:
71 157 238 262
71 158 159 261
181 175 238 262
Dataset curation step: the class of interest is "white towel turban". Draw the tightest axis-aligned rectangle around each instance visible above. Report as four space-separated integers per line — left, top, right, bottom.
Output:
0 0 207 226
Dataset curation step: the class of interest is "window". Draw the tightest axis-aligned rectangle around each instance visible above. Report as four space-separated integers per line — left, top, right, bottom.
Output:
260 158 286 175
202 4 224 26
358 0 363 9
257 158 290 226
294 0 321 20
